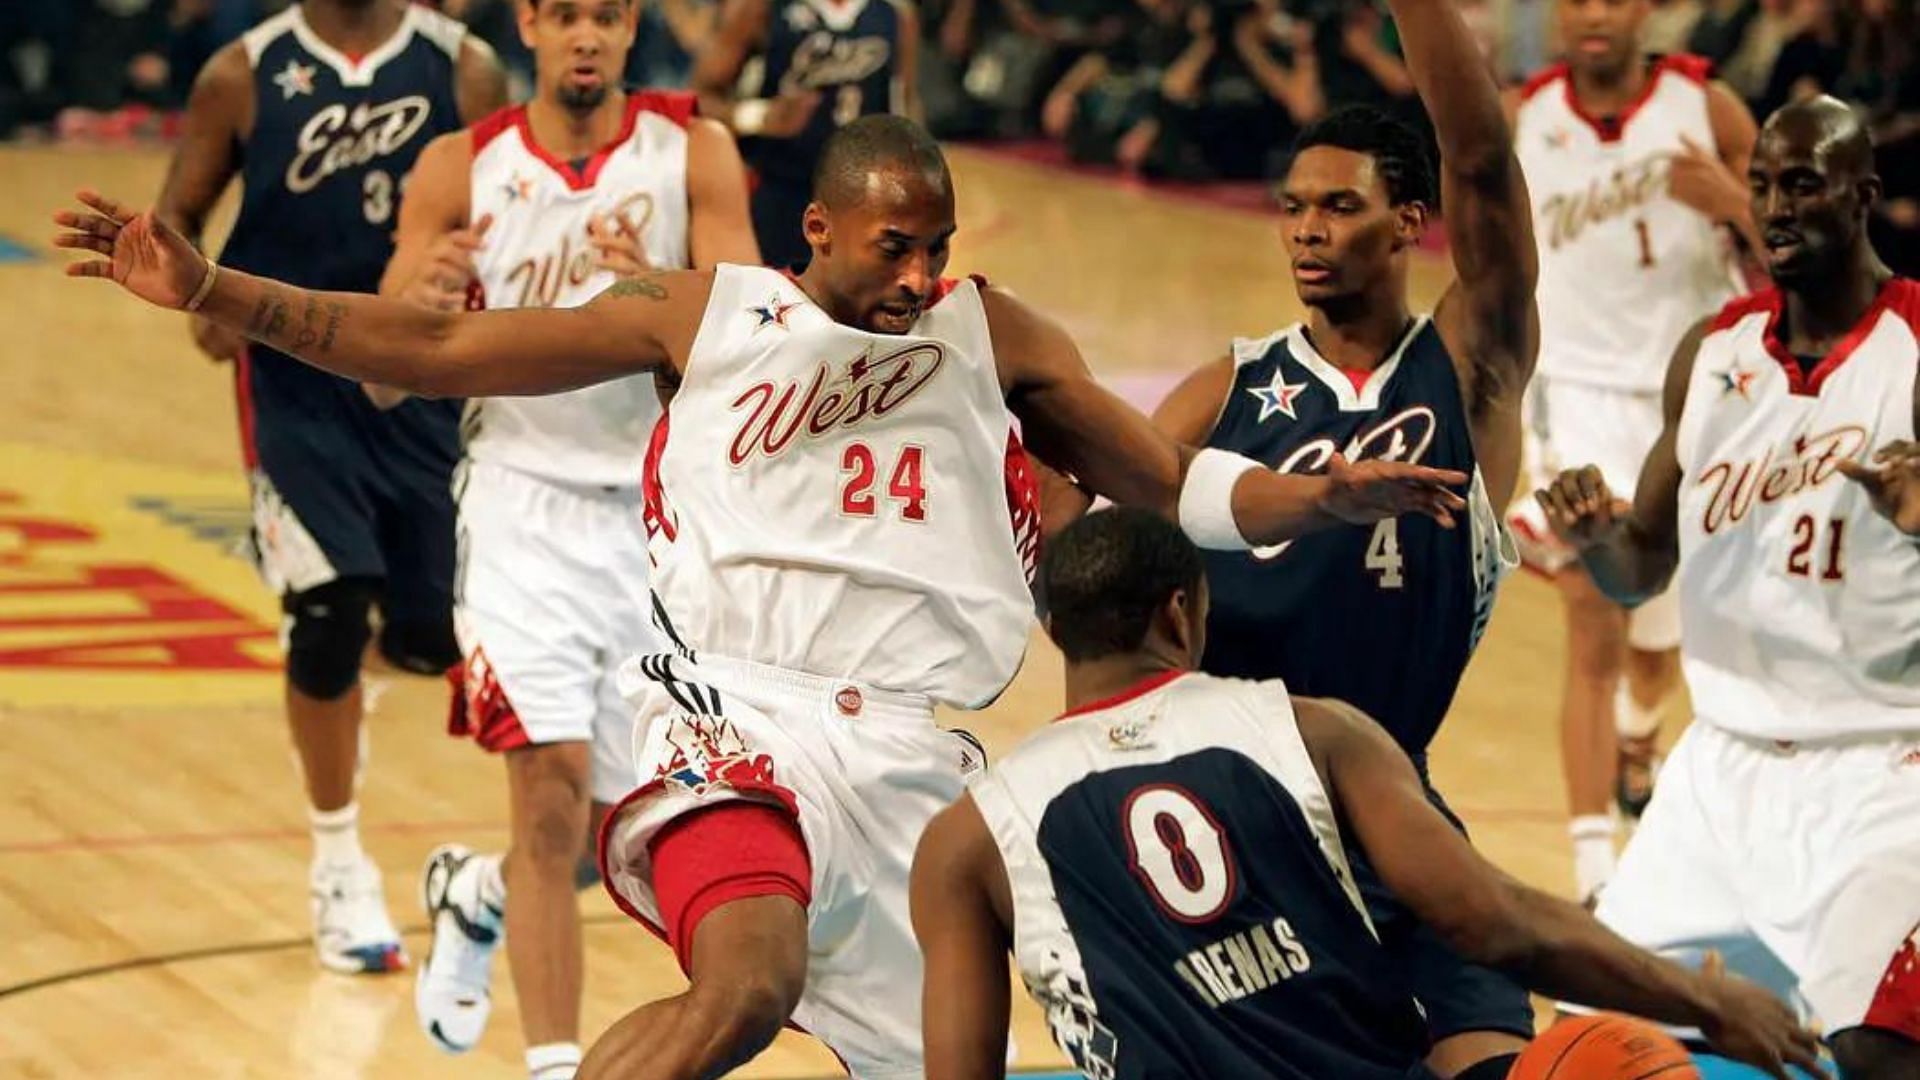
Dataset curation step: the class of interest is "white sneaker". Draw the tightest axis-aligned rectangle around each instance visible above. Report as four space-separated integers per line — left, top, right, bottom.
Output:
310 854 408 975
415 844 503 1053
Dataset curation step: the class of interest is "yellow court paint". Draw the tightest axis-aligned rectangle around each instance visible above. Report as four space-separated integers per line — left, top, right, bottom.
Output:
0 440 280 708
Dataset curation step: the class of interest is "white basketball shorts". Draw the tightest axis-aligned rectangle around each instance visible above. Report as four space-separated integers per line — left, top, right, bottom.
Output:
1510 373 1680 650
1596 719 1920 1041
445 460 659 804
599 651 979 1078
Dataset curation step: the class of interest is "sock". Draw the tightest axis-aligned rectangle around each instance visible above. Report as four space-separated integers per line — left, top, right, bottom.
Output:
527 1041 582 1080
1614 681 1661 740
310 803 365 866
1570 814 1617 901
475 852 507 911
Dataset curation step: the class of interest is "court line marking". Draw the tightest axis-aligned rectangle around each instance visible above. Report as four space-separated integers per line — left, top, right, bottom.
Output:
0 913 625 1002
0 817 507 855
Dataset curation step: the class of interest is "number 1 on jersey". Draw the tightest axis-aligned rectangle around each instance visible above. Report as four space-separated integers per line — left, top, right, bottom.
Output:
841 442 928 522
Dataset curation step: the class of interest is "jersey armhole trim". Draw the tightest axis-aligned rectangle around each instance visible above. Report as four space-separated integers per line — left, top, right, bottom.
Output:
470 104 523 155
1518 62 1567 103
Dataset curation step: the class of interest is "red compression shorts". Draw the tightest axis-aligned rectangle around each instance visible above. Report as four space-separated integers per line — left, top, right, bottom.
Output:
647 802 811 974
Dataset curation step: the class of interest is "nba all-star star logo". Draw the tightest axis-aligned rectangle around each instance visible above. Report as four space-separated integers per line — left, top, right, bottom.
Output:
1717 359 1756 399
749 296 802 330
1248 370 1308 422
274 59 316 100
502 173 533 203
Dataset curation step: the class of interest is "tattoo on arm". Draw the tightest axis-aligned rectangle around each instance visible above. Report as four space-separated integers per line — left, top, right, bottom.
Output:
291 297 322 350
320 303 345 352
606 274 669 301
247 288 293 341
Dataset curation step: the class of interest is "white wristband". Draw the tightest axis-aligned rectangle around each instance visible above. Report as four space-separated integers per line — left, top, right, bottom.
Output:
184 259 219 313
1178 447 1261 550
733 99 770 136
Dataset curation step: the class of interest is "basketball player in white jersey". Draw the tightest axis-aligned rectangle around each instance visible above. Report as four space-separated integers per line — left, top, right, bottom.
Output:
371 3 758 1077
55 116 1468 1079
913 507 1817 1080
1505 0 1761 901
1536 97 1920 1077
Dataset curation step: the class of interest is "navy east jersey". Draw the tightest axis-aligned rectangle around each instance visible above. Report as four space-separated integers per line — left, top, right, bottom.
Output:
971 673 1432 1079
1201 319 1510 757
224 5 466 438
745 0 900 183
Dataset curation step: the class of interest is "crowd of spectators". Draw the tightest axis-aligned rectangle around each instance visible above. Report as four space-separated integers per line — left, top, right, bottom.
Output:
1 0 1913 263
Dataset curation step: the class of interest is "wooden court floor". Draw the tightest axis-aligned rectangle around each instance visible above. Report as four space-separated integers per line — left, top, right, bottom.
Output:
0 143 1663 1077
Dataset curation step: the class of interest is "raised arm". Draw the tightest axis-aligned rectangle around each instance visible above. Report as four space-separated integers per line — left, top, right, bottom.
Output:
1294 696 1821 1078
55 191 707 398
910 794 1014 1080
686 119 764 267
157 41 253 364
454 36 511 124
1394 0 1539 435
1535 318 1700 605
986 287 1468 544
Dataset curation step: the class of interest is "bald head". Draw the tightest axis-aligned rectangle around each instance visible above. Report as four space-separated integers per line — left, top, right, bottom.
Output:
1750 95 1882 287
1760 95 1876 179
811 115 952 210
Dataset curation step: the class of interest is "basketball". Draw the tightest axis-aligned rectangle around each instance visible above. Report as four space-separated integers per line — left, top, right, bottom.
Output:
1509 1015 1700 1080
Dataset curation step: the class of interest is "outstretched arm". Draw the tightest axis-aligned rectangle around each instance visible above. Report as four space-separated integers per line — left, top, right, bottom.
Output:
1394 0 1538 473
987 287 1468 544
910 794 1013 1080
1535 318 1699 604
55 191 706 397
1295 697 1821 1078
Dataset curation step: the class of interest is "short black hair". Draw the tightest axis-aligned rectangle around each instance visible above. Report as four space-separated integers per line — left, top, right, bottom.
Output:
1289 104 1437 208
810 114 951 209
1041 508 1205 663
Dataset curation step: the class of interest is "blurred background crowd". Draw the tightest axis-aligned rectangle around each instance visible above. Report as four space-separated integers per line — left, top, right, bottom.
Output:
2 0 1912 260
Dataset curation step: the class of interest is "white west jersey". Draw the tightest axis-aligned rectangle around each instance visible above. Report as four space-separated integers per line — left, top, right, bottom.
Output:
641 264 1044 708
1516 55 1743 391
464 92 696 488
1675 281 1920 739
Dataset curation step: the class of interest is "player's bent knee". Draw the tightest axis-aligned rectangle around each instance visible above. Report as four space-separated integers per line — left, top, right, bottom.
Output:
283 579 376 700
1832 1026 1920 1079
507 745 592 869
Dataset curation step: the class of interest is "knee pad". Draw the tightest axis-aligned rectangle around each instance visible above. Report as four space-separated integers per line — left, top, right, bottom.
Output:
284 579 375 700
378 614 459 675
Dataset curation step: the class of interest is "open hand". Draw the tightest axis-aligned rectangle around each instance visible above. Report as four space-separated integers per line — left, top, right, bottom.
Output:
1695 952 1825 1079
404 213 492 312
1534 465 1630 549
1838 439 1920 536
1322 453 1470 527
54 189 208 310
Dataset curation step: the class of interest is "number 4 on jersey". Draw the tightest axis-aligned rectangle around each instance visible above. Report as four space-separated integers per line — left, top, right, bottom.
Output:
1366 520 1405 589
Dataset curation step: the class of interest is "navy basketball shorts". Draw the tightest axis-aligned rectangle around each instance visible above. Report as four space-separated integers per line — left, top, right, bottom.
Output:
1348 779 1536 1043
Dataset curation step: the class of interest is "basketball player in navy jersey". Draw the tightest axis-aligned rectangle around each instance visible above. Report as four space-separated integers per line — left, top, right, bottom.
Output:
1142 0 1540 1070
691 0 919 269
153 0 506 974
912 507 1819 1080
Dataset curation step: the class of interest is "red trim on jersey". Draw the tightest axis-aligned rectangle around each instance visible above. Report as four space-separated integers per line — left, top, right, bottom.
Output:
1058 670 1187 721
928 273 989 309
512 91 695 191
1338 366 1372 394
444 646 534 752
469 104 521 154
1559 54 1707 144
1724 279 1907 397
649 803 812 974
1003 430 1043 584
641 411 677 545
1863 924 1920 1042
234 347 260 470
1519 63 1567 103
